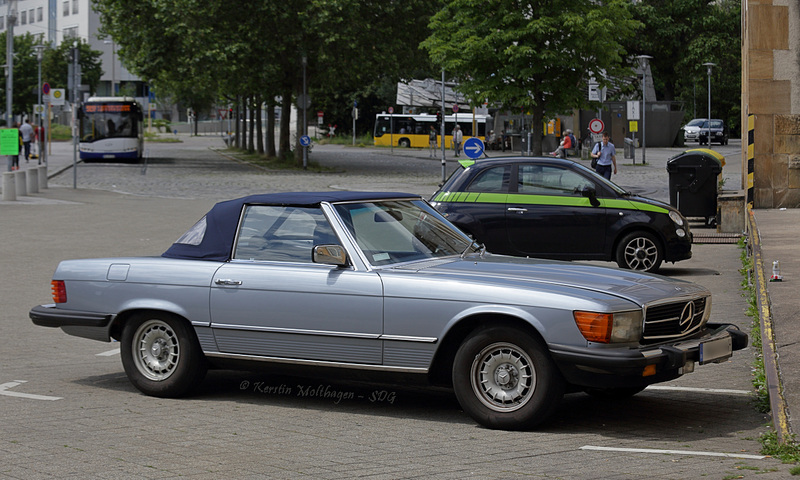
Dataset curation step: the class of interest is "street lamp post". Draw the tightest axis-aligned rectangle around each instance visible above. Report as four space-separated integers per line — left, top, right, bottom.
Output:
34 44 45 164
636 55 652 165
702 62 716 148
104 40 116 96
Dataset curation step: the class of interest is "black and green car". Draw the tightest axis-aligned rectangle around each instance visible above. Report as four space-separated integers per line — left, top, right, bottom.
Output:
430 157 692 273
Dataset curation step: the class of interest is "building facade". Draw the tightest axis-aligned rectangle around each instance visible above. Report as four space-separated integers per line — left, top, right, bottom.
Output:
1 0 141 99
743 0 800 208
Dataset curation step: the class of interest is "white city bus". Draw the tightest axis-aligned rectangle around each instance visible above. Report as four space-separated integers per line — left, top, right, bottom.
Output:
79 97 144 161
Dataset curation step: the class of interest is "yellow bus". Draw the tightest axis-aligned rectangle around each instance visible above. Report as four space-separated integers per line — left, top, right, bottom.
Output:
373 113 492 149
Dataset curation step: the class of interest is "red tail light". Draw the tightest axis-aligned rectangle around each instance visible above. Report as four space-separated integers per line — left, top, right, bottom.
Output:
51 280 67 303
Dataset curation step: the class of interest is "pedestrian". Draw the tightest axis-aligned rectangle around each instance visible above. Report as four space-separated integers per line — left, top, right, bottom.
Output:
591 131 617 180
567 129 577 153
428 125 438 157
10 122 22 170
452 125 463 157
19 118 34 163
551 132 573 158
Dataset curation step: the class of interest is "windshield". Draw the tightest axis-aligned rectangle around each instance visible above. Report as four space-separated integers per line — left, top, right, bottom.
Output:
80 103 140 142
686 119 705 127
334 199 475 266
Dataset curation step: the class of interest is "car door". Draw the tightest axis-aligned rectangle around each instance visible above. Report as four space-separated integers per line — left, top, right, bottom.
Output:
209 204 384 365
505 163 607 259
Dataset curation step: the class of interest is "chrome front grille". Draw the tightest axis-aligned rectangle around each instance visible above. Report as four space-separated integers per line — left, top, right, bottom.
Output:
642 297 707 343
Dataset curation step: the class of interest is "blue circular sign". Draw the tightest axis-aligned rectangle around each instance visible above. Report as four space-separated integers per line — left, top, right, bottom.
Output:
463 137 485 159
299 135 311 147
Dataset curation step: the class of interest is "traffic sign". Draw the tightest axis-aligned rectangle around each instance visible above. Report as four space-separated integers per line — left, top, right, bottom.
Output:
388 106 394 114
42 82 50 95
463 137 485 159
299 135 311 147
452 104 459 113
589 118 605 134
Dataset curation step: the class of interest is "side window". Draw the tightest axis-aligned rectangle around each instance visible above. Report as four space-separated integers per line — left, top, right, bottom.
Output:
233 205 333 263
518 165 592 195
465 166 510 193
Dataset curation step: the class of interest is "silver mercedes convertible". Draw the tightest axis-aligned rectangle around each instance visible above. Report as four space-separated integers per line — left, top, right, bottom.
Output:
30 192 747 430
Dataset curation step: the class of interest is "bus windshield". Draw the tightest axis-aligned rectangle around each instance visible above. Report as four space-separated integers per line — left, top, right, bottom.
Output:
80 101 141 142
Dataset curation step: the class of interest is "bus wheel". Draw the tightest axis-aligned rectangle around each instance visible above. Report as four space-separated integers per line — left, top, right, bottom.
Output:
398 138 411 148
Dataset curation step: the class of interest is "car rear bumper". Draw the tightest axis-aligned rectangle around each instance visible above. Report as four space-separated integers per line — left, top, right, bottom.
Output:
30 304 114 342
549 323 748 388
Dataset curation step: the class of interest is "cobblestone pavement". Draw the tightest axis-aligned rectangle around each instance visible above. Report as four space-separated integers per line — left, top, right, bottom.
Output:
2 136 792 479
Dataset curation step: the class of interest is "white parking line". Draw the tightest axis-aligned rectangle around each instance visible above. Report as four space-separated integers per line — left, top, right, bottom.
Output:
0 380 62 401
96 348 120 356
580 445 766 460
646 385 751 395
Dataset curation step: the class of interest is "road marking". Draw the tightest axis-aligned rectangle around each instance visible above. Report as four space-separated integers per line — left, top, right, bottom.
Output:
580 445 766 460
96 348 120 356
0 380 62 401
646 385 751 395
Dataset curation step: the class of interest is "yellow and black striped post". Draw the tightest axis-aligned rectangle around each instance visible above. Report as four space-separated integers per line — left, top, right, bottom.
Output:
747 114 754 208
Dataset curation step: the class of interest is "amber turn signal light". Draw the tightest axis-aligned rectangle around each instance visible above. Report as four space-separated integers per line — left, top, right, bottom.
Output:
574 311 612 343
51 280 67 303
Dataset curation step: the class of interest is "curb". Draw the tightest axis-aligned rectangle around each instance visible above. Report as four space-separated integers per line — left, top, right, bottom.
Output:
748 207 792 443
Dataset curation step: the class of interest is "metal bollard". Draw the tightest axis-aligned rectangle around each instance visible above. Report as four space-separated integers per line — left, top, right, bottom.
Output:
2 171 15 201
27 167 39 194
38 165 47 189
15 170 27 197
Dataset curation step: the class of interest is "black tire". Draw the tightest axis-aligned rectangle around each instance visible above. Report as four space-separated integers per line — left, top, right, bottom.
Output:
398 138 411 148
120 312 207 397
583 386 646 399
615 230 663 273
452 326 564 430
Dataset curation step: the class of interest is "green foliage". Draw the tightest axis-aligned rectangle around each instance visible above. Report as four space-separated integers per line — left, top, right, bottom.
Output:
422 0 641 155
738 237 769 413
627 0 741 133
760 429 800 466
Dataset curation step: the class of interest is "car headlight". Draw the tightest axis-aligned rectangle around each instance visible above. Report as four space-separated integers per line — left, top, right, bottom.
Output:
573 310 643 343
669 210 684 226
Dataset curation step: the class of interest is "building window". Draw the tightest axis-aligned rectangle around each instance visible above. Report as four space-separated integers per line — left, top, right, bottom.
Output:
28 9 34 23
63 1 69 16
64 26 78 39
72 0 78 14
0 16 4 31
21 10 26 25
37 7 42 22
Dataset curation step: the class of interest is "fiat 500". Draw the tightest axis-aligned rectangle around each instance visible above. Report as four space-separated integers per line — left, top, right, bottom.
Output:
30 192 746 430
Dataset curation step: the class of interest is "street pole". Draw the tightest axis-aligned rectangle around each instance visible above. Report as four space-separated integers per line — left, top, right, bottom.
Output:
72 42 79 188
302 55 307 170
5 1 16 171
703 62 716 149
636 55 652 165
441 69 446 183
34 44 45 164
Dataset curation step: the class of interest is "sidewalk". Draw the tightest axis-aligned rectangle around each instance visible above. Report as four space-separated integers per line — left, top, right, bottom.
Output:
3 135 800 443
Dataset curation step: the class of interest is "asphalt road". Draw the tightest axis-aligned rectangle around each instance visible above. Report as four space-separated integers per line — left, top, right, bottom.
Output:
1 137 792 479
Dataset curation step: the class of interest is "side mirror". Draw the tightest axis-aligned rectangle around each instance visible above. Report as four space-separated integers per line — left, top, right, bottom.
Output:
576 186 601 207
313 245 348 267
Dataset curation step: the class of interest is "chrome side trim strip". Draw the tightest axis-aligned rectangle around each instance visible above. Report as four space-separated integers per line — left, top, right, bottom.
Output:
210 324 438 343
204 351 429 374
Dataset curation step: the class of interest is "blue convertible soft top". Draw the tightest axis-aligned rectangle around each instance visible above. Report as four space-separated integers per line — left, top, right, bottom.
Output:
162 191 420 261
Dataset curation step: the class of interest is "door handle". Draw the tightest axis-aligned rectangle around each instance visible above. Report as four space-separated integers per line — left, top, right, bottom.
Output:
215 279 242 286
507 207 528 213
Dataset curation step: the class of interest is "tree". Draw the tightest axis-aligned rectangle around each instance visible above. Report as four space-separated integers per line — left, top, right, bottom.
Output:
626 0 741 132
422 0 640 155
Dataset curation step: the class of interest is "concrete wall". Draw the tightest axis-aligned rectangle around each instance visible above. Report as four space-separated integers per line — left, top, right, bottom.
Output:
743 0 800 208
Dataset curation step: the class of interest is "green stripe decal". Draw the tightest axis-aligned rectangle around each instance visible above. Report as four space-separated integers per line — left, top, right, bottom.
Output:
435 192 669 213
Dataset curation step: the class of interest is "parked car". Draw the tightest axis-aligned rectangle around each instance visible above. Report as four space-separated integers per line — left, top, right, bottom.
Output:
30 192 746 430
697 119 729 145
430 157 692 273
682 118 707 143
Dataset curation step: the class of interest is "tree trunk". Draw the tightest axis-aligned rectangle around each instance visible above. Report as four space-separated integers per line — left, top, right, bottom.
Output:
248 97 255 153
266 104 276 157
241 95 248 150
256 95 264 155
295 93 304 166
234 97 241 149
279 91 292 158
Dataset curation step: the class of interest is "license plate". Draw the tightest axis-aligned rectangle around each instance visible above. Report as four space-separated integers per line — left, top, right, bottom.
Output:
699 335 733 365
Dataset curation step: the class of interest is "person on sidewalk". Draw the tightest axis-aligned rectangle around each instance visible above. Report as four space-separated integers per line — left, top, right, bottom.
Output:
452 125 463 157
591 131 617 180
19 119 34 163
552 133 573 158
428 125 438 157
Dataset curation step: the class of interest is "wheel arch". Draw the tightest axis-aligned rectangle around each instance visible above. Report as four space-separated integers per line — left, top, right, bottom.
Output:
428 312 548 387
610 224 666 260
109 308 192 342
